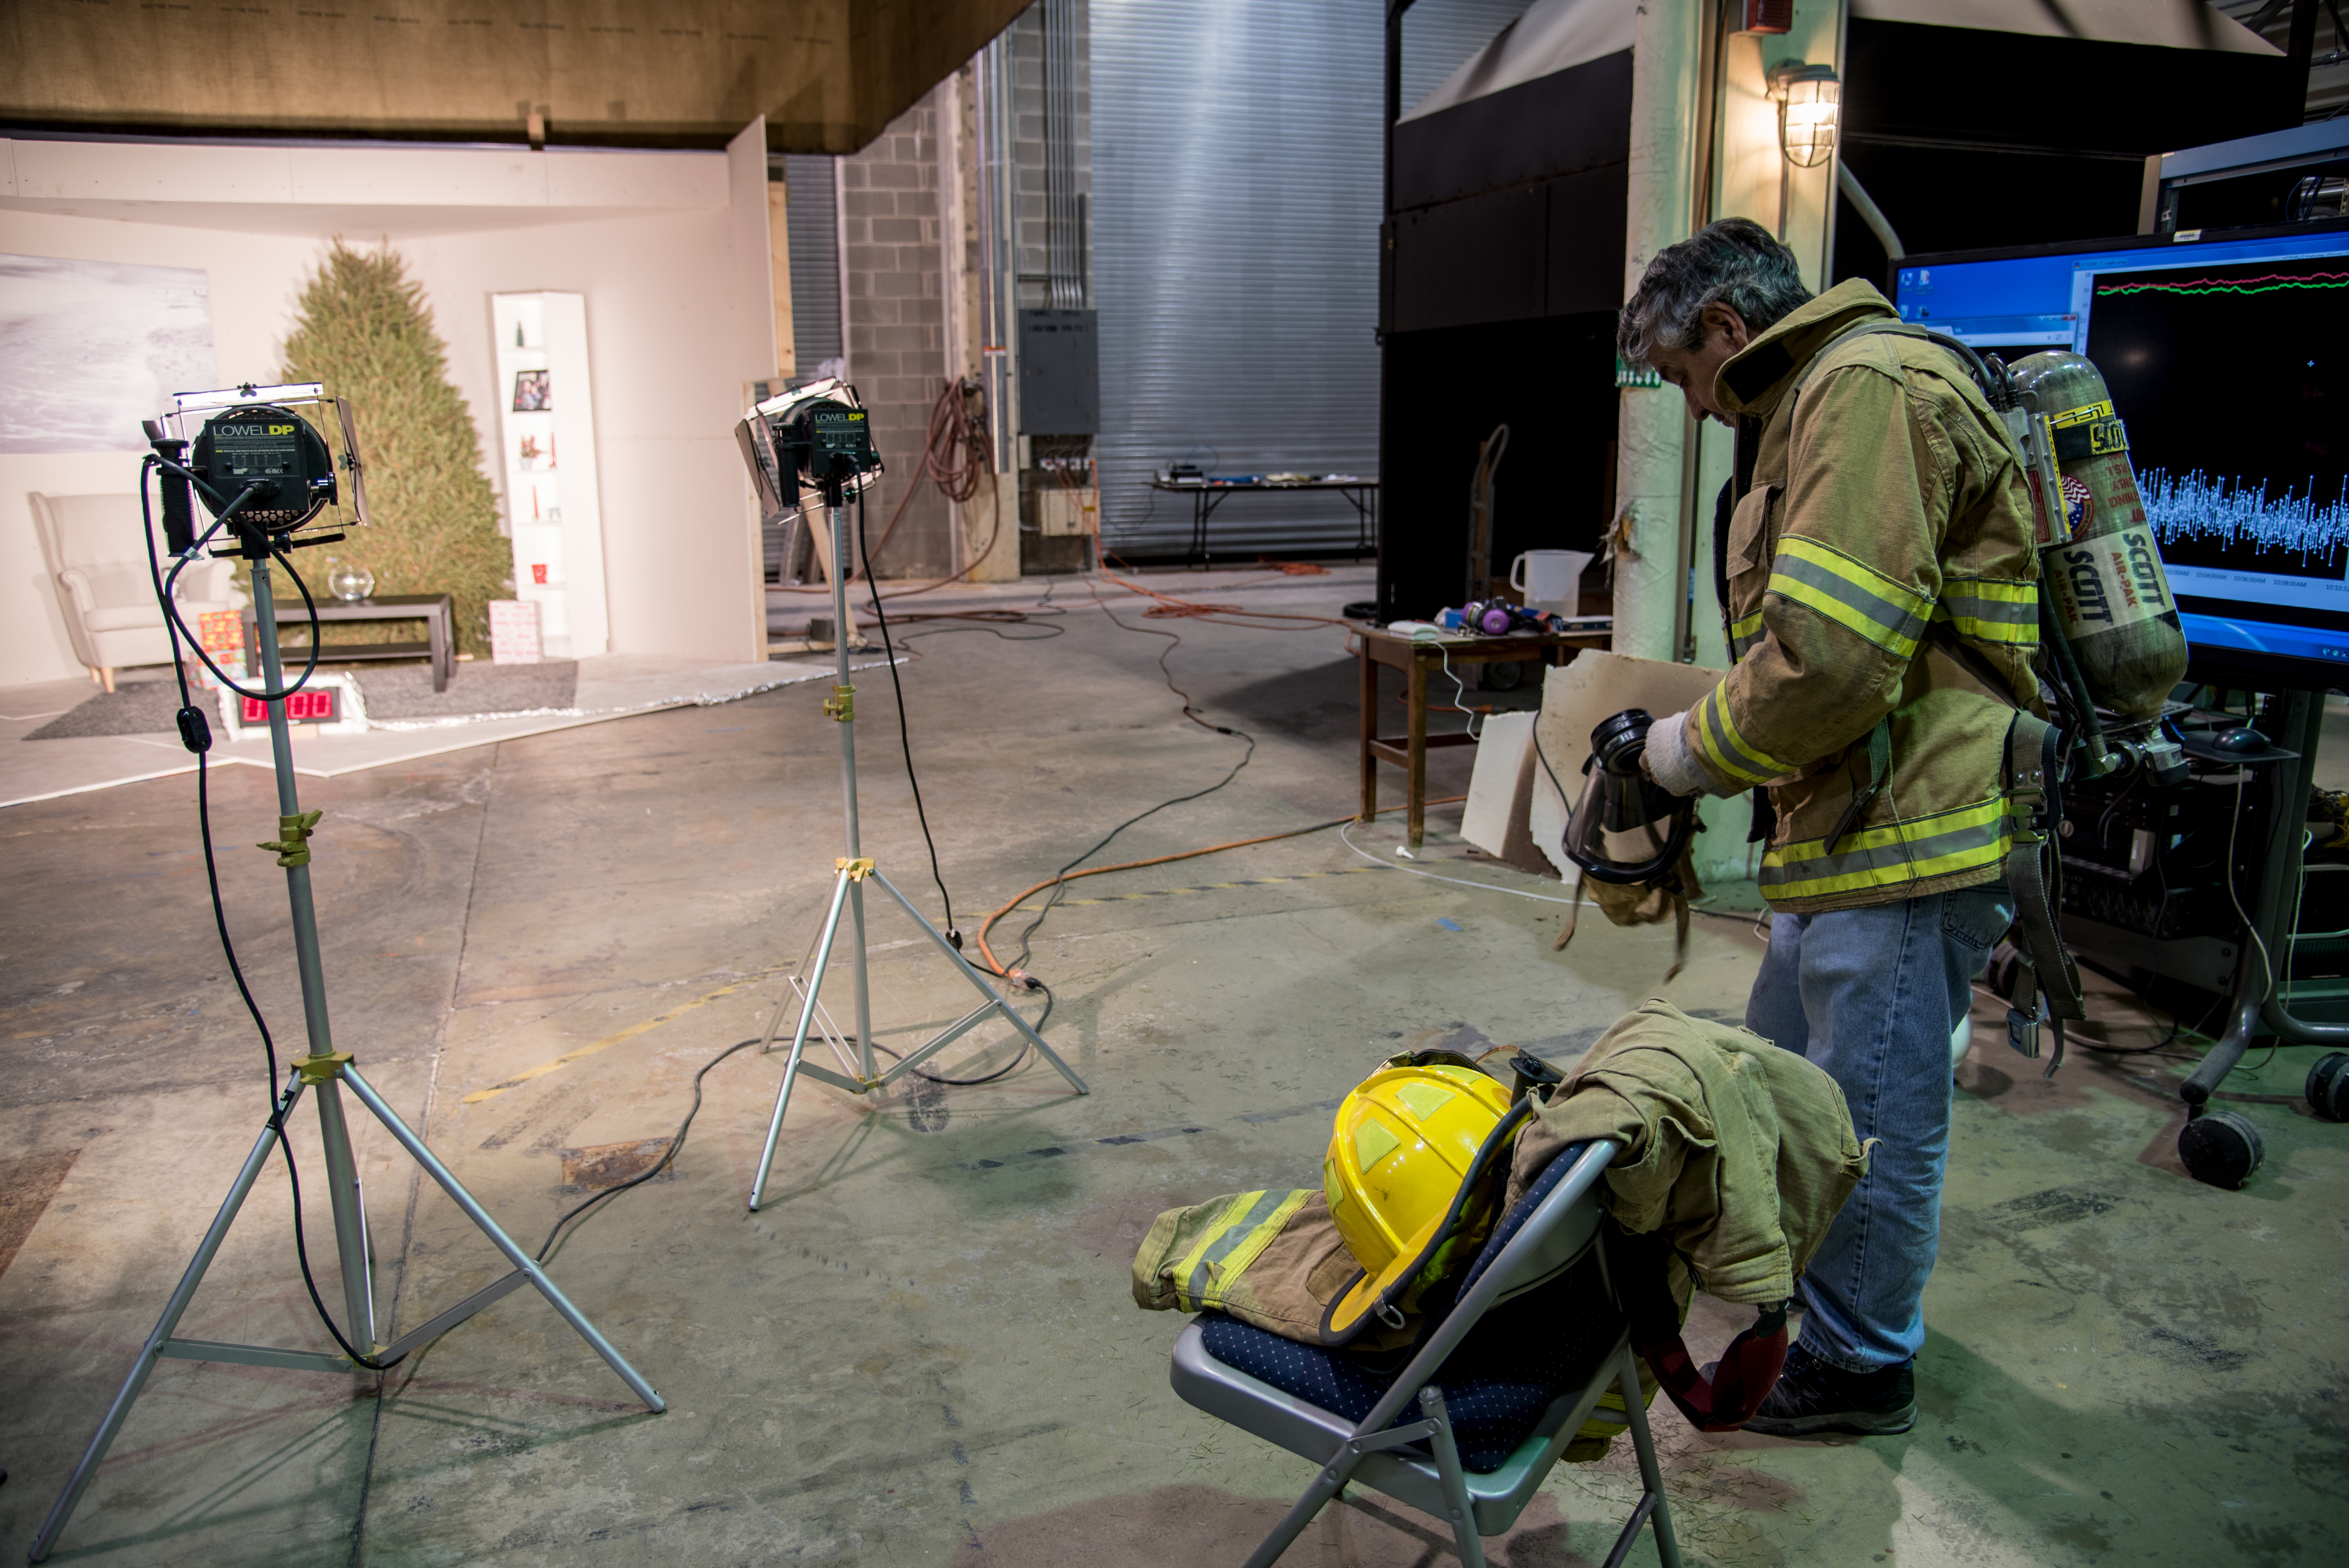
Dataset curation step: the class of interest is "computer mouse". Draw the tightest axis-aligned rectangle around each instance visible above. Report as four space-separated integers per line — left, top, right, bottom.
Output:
2213 726 2269 754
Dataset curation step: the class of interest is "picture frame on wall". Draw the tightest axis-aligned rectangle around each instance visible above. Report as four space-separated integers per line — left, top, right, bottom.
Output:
511 369 551 411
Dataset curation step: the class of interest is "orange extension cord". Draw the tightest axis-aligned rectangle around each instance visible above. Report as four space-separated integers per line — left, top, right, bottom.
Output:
975 795 1469 980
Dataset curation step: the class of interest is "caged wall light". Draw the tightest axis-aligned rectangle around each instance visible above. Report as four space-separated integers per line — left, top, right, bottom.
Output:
1769 60 1841 169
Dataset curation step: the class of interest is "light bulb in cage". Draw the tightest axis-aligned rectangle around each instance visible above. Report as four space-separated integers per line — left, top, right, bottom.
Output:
1769 62 1841 170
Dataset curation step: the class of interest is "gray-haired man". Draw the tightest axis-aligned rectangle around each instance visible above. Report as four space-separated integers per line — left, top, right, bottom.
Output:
1619 218 2041 1437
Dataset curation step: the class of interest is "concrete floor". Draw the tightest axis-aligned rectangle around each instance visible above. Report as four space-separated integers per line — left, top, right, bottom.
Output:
2 564 2344 1566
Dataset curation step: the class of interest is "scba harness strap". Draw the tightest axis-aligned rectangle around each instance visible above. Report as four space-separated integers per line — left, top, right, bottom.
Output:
1754 320 2085 1046
2000 713 2086 1070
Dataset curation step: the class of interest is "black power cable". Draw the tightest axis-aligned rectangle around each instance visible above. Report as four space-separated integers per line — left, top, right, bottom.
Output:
855 487 960 946
140 459 398 1372
147 458 325 704
533 1037 763 1262
842 486 1051 1087
1002 589 1258 976
1005 734 1256 978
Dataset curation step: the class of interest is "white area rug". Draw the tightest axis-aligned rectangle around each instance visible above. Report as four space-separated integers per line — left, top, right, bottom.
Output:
0 652 895 808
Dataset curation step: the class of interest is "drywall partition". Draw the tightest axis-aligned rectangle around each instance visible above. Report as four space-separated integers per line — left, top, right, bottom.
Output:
0 207 323 688
728 117 779 660
0 137 766 686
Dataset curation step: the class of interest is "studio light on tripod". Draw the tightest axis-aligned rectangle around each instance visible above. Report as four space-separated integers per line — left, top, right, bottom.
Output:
730 377 1087 1213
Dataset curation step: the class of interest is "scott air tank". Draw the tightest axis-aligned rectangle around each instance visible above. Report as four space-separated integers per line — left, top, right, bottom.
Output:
2007 352 2189 753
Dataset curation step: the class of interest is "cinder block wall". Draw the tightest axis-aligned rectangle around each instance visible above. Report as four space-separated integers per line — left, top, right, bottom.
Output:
840 97 954 579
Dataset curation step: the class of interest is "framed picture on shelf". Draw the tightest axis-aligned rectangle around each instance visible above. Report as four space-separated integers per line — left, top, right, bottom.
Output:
511 369 551 411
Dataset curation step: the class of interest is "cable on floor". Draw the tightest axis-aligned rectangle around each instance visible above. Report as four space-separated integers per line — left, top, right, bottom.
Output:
533 1036 764 1263
1000 730 1258 976
891 617 1067 645
970 796 1470 977
1082 576 1239 736
1096 554 1355 632
977 556 1499 977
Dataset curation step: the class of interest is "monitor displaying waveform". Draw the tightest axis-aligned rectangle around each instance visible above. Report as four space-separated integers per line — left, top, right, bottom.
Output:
2144 469 2349 577
2086 250 2347 658
2094 268 2349 301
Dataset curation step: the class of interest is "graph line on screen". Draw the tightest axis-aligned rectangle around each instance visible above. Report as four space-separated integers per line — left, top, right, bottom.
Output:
2094 270 2349 299
2145 469 2349 564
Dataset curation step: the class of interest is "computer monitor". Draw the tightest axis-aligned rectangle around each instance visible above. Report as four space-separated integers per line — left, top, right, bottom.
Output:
1894 218 2349 691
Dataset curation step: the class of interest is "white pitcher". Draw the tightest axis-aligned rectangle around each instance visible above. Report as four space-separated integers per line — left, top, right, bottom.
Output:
1510 550 1591 615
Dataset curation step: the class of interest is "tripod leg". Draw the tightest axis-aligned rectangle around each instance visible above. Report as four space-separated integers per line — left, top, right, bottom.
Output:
335 1064 665 1413
870 872 1090 1094
849 877 875 1083
313 1078 376 1347
32 1076 308 1563
752 870 854 1211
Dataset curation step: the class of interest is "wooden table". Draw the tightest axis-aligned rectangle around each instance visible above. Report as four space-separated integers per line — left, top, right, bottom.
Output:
245 592 456 693
1150 477 1378 565
1357 624 1610 848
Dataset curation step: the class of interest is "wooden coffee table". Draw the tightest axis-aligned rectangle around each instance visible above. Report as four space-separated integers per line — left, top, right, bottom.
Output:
245 592 456 693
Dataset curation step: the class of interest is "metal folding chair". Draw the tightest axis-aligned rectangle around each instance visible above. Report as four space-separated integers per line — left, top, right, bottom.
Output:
1168 1137 1681 1568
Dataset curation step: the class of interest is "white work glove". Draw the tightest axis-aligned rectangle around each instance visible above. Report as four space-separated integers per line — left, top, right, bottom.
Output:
1640 709 1715 798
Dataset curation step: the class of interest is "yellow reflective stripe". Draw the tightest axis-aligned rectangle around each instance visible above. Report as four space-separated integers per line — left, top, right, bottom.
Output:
1173 1191 1263 1313
1768 536 1931 659
1760 798 2010 900
1695 684 1799 786
1729 609 1766 663
1935 578 2039 647
1174 1188 1311 1313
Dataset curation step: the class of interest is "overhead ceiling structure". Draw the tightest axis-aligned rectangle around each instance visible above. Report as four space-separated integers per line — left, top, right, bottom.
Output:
0 0 1026 153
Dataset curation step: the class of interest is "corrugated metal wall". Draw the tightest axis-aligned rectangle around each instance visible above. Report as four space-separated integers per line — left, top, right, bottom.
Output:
1089 0 1382 555
783 153 842 372
1088 0 1526 556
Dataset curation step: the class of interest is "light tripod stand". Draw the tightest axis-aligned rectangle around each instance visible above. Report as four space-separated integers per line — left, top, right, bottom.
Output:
33 470 662 1561
746 473 1087 1212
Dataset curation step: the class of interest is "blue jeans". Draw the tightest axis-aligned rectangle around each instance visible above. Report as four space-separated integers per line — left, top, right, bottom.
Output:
1745 882 2012 1372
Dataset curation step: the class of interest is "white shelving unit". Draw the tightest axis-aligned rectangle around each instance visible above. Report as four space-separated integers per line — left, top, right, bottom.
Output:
490 292 609 657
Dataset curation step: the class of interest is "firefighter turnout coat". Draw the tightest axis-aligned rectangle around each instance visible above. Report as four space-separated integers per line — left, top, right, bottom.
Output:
1671 280 2044 912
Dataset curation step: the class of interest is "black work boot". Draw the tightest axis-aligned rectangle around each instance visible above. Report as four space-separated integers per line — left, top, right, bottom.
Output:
1741 1342 1917 1437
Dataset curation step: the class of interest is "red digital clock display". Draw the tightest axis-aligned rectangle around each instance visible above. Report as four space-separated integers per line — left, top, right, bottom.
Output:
242 688 341 724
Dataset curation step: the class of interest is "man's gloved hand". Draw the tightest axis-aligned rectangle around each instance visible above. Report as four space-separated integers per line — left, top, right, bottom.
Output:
1640 709 1716 798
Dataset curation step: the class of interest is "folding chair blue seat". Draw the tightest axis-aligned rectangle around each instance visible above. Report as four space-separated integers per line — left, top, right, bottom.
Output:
1169 1137 1681 1568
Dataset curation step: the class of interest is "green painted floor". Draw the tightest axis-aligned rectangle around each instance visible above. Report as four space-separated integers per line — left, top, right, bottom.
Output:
2 566 2343 1566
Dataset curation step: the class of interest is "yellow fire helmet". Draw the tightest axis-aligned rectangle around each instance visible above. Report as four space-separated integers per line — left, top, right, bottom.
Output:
1319 1051 1531 1345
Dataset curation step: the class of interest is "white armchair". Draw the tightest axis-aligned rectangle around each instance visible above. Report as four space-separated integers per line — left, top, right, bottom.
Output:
30 491 239 692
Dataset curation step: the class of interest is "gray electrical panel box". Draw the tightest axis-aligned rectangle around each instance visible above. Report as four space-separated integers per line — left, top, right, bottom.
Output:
1018 309 1099 434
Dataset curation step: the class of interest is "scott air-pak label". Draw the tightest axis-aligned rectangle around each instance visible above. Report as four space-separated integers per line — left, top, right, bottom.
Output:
2050 400 2129 462
2045 527 2175 638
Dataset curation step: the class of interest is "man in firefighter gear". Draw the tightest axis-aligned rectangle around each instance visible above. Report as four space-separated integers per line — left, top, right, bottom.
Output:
1617 218 2041 1436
